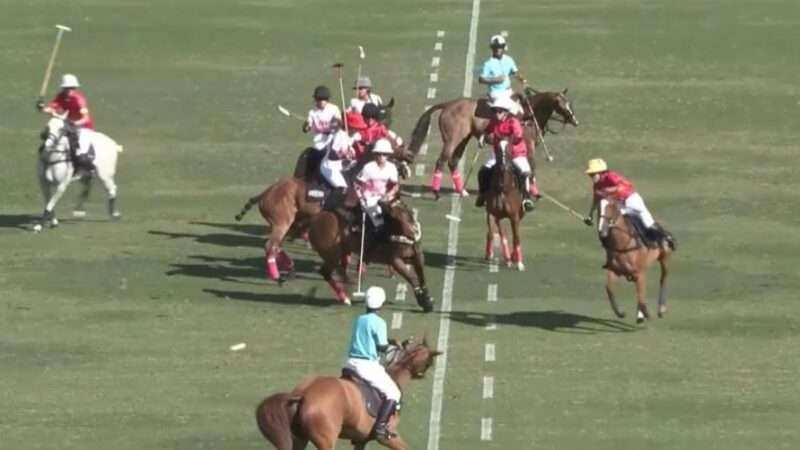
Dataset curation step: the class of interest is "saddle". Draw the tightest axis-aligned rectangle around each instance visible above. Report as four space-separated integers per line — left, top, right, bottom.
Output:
341 368 384 417
475 98 494 120
305 176 332 204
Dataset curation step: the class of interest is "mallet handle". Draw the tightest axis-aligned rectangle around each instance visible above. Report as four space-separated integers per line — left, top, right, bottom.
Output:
39 26 70 99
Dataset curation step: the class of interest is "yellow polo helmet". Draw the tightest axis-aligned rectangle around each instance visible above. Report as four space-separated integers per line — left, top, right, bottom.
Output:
585 158 608 174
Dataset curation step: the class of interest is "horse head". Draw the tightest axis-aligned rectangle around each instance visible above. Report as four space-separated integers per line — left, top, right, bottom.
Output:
378 97 395 128
598 199 630 245
389 335 441 379
385 199 422 244
491 141 514 193
40 116 71 159
552 89 579 127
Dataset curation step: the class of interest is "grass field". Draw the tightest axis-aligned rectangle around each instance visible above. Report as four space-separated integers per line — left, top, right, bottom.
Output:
2 1 799 449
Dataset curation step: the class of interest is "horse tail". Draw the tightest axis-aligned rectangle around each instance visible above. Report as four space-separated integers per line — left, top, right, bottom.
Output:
255 393 302 450
408 102 447 157
235 191 264 221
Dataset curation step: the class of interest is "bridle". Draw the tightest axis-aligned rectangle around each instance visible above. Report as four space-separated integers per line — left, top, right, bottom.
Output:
39 125 71 166
599 204 641 253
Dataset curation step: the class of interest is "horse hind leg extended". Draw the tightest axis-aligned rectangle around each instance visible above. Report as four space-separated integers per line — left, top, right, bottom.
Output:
96 171 121 220
634 273 651 323
265 224 291 283
510 216 525 271
657 251 671 318
605 270 625 319
73 175 92 216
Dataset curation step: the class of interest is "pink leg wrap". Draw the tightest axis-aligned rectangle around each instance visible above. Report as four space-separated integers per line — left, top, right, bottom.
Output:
431 169 443 191
530 176 540 197
452 169 464 193
514 244 523 263
327 279 348 302
266 257 280 281
485 235 494 260
276 250 294 271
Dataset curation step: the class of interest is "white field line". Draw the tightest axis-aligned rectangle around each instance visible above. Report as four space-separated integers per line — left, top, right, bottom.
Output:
427 3 479 449
415 164 425 177
485 343 495 362
486 322 497 331
437 30 445 38
420 143 429 155
430 73 439 83
489 261 498 272
395 282 407 302
487 284 497 302
481 417 493 441
431 56 440 67
482 376 494 399
391 312 403 329
501 30 508 37
427 87 437 99
434 42 443 51
411 192 422 198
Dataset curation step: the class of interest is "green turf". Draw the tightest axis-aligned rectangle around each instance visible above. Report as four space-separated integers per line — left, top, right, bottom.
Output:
2 1 799 449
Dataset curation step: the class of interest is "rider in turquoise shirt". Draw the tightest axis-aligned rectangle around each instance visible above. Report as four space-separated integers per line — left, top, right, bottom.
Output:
348 306 389 360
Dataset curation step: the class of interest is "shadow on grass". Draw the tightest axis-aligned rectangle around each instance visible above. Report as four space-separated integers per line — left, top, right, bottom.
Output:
148 229 262 248
166 254 321 283
203 288 335 308
449 309 637 334
0 214 38 230
423 250 488 272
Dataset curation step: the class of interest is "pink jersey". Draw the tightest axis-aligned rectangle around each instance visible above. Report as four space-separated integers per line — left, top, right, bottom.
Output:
486 115 526 158
48 90 94 129
593 171 635 201
357 161 398 204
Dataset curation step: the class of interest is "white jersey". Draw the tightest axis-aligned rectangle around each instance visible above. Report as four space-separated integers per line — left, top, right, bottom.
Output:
307 103 342 150
357 161 398 207
349 93 383 113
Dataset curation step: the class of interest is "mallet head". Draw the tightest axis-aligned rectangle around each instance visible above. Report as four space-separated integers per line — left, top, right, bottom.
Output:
55 24 72 32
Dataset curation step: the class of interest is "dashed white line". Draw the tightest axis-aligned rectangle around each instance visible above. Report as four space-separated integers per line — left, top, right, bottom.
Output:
427 87 437 99
485 343 495 362
489 261 498 272
430 73 439 83
391 312 403 329
415 164 425 177
501 30 508 38
411 192 422 198
487 284 497 302
395 283 407 302
481 418 493 441
486 322 497 331
420 143 429 155
482 376 494 399
431 56 440 67
437 30 445 38
434 42 443 51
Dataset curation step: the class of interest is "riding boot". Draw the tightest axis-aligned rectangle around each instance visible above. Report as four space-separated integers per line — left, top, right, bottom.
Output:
643 226 662 249
520 175 535 212
372 400 398 440
475 167 489 207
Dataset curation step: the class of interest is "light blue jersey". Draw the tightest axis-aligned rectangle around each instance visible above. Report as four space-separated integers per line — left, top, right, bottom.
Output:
347 312 388 361
480 54 518 94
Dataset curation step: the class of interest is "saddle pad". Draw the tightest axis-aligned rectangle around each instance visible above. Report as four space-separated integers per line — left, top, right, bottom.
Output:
341 368 384 417
475 98 494 120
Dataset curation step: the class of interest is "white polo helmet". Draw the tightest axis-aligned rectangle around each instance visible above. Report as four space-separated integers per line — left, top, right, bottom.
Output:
61 74 80 88
489 34 506 48
365 286 386 309
490 96 517 112
373 138 394 155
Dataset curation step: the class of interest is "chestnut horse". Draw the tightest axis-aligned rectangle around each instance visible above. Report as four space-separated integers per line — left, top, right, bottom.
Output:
308 199 433 311
597 200 676 323
256 338 441 450
407 89 579 198
484 144 530 271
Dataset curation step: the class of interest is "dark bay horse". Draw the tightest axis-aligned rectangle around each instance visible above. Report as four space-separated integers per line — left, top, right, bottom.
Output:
407 89 579 197
598 200 676 322
307 199 433 311
484 144 529 271
256 338 441 450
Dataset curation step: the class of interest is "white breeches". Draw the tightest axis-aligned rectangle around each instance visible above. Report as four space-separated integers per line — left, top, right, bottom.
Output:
312 132 333 150
598 193 655 233
483 155 530 174
488 89 523 115
320 159 348 188
345 358 401 401
362 194 383 208
76 128 92 155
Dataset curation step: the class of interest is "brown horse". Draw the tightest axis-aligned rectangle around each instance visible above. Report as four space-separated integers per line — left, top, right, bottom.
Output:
235 177 321 282
256 338 441 450
307 199 433 311
484 144 529 271
597 200 676 323
407 89 579 198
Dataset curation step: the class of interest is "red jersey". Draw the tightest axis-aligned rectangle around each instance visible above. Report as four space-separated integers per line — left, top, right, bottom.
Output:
593 171 635 201
48 89 94 129
486 115 526 158
360 120 388 145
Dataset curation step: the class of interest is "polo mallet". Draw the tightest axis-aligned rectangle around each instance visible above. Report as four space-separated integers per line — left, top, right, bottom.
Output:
38 24 72 101
331 63 349 134
353 210 368 298
539 190 587 222
462 146 483 193
356 46 365 83
522 85 555 162
277 105 305 122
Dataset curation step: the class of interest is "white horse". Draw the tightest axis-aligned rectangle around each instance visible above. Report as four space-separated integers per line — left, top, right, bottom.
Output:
36 116 123 230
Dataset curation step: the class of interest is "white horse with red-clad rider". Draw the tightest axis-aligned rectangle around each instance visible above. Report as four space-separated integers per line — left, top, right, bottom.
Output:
35 74 123 231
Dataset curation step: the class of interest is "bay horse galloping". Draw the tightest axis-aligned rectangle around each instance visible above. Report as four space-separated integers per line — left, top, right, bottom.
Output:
484 143 530 271
597 200 676 323
308 199 433 311
407 89 579 198
256 338 441 450
235 177 320 282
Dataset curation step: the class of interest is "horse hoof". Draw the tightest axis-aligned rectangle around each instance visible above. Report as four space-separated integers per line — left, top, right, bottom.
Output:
50 218 59 228
342 297 352 306
32 223 43 233
636 310 646 323
460 190 470 198
516 262 525 271
658 305 667 318
110 212 122 221
615 311 626 319
72 210 87 218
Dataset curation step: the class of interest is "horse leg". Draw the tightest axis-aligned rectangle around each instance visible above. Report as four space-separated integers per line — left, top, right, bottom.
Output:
320 257 350 305
605 270 625 319
447 135 472 196
96 172 121 220
73 175 91 216
393 248 432 313
510 216 524 271
484 213 495 261
657 252 671 318
377 434 412 450
498 219 512 266
635 272 650 323
265 225 290 283
45 179 72 227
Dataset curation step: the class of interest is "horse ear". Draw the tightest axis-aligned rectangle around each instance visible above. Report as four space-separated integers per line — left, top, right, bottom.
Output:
562 88 568 95
387 97 395 108
431 350 443 357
